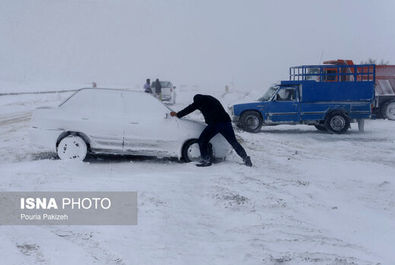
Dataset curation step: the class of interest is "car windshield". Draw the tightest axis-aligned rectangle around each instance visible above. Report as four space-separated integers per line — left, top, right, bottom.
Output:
258 86 278 101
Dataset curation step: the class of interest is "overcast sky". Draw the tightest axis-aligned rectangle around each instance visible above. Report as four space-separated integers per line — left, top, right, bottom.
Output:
1 0 394 90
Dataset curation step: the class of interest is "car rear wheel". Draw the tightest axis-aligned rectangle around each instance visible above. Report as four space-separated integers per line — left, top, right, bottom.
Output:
325 111 350 134
181 139 213 163
382 101 395 120
57 135 88 161
240 111 263 133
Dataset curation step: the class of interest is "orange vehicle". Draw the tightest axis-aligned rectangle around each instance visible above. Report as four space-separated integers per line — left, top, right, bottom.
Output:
323 59 395 120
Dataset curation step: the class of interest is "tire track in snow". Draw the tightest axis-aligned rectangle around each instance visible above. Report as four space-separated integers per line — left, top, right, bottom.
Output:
221 134 383 264
0 112 31 127
51 229 127 265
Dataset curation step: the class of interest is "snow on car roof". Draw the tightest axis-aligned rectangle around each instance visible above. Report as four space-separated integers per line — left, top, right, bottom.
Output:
59 87 172 112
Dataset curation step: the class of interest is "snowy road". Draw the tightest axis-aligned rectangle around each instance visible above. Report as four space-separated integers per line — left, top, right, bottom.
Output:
0 90 394 265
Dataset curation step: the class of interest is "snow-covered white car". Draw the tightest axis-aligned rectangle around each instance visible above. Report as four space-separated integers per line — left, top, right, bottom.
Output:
152 81 176 104
31 88 230 161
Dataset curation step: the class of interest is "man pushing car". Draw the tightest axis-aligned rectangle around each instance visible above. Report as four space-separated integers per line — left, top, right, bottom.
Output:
170 94 252 167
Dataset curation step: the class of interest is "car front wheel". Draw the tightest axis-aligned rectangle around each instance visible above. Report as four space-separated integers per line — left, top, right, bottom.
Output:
239 111 263 133
181 139 213 163
57 135 88 161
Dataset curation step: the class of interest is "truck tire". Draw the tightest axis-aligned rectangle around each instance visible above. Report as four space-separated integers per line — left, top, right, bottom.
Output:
381 100 395 120
324 111 350 134
240 111 263 133
314 124 327 132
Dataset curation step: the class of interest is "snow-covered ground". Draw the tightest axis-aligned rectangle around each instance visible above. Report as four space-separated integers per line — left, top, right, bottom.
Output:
0 87 394 265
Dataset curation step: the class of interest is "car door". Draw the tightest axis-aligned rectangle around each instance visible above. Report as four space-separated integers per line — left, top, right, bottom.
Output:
122 91 180 156
267 86 300 123
59 89 125 152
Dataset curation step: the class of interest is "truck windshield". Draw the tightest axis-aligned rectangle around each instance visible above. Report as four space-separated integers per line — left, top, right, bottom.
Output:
258 86 278 101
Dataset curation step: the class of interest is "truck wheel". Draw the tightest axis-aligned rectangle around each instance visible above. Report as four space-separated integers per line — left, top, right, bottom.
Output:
181 139 213 163
325 111 350 134
240 111 263 133
382 101 395 120
314 124 327 132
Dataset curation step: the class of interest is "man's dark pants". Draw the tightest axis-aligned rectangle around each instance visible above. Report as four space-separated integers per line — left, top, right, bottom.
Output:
198 122 247 161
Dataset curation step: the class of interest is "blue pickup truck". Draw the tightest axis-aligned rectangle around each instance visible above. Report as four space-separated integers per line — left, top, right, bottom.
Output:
231 64 376 134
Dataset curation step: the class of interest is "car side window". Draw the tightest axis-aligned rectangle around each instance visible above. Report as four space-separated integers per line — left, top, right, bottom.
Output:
92 90 123 118
122 92 169 120
276 87 296 101
60 90 95 116
60 89 123 118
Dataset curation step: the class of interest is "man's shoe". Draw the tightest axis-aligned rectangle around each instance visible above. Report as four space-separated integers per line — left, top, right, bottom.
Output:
196 160 212 167
244 156 252 167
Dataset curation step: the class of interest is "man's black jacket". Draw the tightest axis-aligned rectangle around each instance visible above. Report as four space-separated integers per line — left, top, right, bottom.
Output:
155 81 162 94
176 94 231 125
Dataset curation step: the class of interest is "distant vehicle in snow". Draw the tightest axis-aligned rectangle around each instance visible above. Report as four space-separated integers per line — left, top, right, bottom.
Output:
232 63 376 134
31 88 229 161
151 81 176 105
322 59 395 121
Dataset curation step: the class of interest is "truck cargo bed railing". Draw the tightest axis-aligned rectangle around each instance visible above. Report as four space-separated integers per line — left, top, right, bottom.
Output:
290 64 375 83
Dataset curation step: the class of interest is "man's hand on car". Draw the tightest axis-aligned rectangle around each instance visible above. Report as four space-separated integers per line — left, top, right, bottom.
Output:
170 111 177 117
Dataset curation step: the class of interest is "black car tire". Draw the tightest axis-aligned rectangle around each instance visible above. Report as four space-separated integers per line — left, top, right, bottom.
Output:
240 111 263 133
325 111 350 134
181 139 213 163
